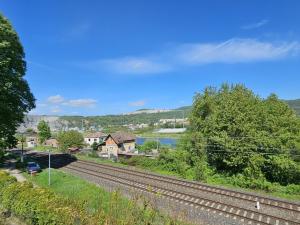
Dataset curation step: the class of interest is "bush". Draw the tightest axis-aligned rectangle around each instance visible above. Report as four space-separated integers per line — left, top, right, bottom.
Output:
0 171 91 225
263 155 300 185
57 131 84 152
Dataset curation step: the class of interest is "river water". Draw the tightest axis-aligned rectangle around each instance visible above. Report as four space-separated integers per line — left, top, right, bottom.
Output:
136 137 177 147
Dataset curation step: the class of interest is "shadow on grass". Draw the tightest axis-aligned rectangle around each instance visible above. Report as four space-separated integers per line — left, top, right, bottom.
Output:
25 152 77 170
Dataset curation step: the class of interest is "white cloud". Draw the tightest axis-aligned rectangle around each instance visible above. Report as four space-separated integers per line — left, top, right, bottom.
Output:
47 95 65 104
63 99 97 108
51 106 61 113
94 57 171 74
37 103 47 107
177 39 300 64
129 100 146 107
241 19 269 30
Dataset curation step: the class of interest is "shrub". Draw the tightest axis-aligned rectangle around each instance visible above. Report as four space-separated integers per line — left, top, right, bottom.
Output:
0 172 91 225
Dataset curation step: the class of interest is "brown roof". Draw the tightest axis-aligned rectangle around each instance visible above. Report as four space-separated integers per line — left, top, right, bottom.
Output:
109 131 135 144
85 132 107 138
45 138 58 144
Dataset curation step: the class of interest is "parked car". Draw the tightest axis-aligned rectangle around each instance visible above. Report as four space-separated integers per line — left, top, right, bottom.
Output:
68 147 80 154
26 162 41 173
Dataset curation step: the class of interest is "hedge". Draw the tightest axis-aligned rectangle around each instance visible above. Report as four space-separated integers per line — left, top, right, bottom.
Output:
0 171 93 225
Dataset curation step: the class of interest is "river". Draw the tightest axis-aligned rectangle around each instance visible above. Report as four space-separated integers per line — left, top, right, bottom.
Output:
136 137 177 147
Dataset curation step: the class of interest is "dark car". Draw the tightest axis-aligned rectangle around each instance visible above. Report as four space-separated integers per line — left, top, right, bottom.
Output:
68 147 80 154
26 162 41 173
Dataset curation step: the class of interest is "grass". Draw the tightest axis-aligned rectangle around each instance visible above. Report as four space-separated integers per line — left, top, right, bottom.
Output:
134 131 184 139
32 145 60 153
206 175 300 201
24 168 190 225
24 169 123 214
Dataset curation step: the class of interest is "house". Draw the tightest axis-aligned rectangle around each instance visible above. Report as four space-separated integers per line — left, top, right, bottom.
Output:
26 137 37 148
100 131 136 158
84 132 107 146
44 138 58 148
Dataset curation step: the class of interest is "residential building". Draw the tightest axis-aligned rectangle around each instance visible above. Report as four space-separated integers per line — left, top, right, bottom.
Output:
100 131 136 158
84 132 107 146
45 138 58 148
26 137 37 148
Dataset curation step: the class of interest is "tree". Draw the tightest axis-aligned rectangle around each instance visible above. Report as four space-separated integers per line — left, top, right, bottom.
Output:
0 13 35 151
37 120 51 144
91 142 99 151
57 131 84 152
187 84 300 184
139 141 159 154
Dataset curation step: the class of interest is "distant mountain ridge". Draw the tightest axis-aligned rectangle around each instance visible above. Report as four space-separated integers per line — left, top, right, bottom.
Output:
19 99 299 132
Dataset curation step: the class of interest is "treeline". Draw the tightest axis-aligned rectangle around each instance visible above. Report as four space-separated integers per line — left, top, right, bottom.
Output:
185 84 300 185
121 84 300 194
59 99 300 130
60 107 191 129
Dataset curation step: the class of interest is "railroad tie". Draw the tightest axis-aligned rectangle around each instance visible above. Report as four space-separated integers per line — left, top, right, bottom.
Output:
258 215 262 221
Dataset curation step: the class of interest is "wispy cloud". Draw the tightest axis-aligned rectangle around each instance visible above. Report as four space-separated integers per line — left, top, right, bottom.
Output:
63 99 97 108
67 22 91 38
241 19 269 30
176 39 300 64
129 100 146 107
47 95 65 104
82 38 300 75
87 57 171 75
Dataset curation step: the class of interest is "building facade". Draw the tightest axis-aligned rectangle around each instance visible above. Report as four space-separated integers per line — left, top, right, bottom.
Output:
84 132 107 146
44 138 58 148
100 132 136 158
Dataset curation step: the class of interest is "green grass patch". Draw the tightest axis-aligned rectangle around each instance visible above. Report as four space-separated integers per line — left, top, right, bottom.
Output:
25 169 116 214
24 168 190 225
32 145 60 153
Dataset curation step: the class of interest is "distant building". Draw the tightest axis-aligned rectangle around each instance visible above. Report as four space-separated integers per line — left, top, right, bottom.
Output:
100 131 136 158
156 128 187 133
44 138 58 148
84 132 107 146
26 137 37 148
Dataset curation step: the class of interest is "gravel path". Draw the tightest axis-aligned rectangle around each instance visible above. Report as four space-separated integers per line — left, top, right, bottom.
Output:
1 159 27 182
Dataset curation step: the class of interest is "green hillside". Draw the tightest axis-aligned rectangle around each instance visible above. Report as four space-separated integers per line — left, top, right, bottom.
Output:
59 99 299 129
60 106 192 129
285 99 300 115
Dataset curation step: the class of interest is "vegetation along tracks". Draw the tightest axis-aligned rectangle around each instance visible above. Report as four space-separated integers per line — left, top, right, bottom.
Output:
76 159 300 214
32 154 299 225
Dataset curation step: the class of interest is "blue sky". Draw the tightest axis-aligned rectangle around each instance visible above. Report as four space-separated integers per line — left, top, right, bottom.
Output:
1 0 300 115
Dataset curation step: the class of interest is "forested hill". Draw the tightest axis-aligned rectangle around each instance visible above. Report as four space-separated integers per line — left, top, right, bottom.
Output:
60 99 300 128
20 99 300 131
60 106 192 128
285 99 300 115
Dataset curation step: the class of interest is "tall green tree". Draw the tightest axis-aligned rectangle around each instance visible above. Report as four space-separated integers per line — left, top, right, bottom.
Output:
0 13 35 150
37 120 51 144
187 84 300 184
57 131 84 152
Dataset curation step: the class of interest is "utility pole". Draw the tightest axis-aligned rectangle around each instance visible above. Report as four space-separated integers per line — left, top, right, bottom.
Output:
182 110 185 128
21 133 24 163
48 149 51 186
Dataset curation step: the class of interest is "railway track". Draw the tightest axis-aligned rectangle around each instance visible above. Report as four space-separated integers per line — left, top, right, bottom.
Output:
31 153 300 225
75 159 300 214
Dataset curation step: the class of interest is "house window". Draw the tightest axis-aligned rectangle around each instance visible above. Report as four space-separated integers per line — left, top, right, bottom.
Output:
94 138 97 142
88 138 90 141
